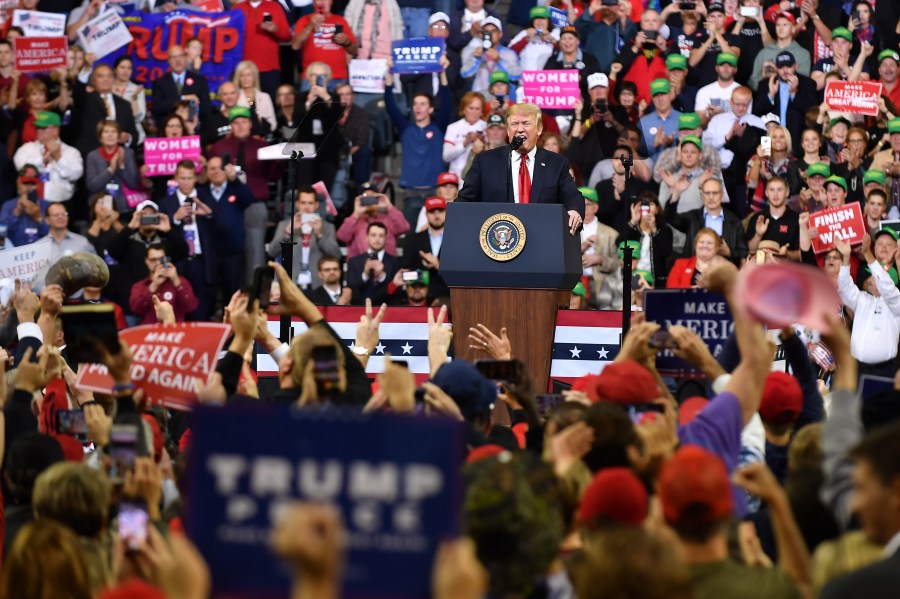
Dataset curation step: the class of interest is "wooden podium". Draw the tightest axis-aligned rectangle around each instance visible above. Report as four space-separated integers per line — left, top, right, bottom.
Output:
441 203 582 392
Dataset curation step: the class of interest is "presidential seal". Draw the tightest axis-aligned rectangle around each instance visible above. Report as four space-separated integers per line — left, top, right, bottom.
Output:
480 213 526 261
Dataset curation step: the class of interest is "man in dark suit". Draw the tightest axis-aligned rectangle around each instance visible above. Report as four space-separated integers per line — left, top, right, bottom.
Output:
73 64 138 157
456 103 585 235
820 420 900 599
664 177 748 265
447 2 504 52
198 155 255 305
157 159 215 320
753 51 817 152
400 195 449 299
346 222 401 306
151 44 212 126
307 256 351 306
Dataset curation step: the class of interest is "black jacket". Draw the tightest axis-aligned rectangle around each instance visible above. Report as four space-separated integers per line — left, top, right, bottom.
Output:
150 69 212 125
71 86 139 157
400 229 449 299
664 203 749 265
753 74 818 156
346 251 401 305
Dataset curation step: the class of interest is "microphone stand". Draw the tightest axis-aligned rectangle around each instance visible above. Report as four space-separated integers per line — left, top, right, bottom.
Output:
279 148 303 343
621 156 633 338
506 136 524 202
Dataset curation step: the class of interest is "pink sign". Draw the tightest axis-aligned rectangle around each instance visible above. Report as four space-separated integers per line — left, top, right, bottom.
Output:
810 202 866 253
520 69 580 109
123 184 151 208
143 135 201 176
824 80 883 117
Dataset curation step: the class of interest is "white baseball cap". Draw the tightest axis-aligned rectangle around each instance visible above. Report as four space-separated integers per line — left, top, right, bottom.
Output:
587 73 609 89
136 200 159 212
483 16 503 33
429 11 450 26
761 113 781 126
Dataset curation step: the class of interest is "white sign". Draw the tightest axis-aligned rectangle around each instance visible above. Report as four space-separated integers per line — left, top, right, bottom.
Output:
0 239 52 283
77 9 133 59
12 10 66 37
349 59 387 94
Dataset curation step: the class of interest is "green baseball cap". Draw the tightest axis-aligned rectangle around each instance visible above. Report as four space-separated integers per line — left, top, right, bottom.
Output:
489 71 510 85
716 52 738 67
228 106 251 121
864 170 887 185
678 112 701 130
889 117 900 134
863 262 900 286
875 228 899 242
579 186 599 203
406 270 430 286
681 135 702 150
879 49 900 65
650 78 671 96
825 175 847 191
634 269 654 287
529 6 551 20
807 162 831 178
829 116 851 129
35 111 61 128
832 27 853 42
618 240 641 260
572 281 587 298
666 53 687 71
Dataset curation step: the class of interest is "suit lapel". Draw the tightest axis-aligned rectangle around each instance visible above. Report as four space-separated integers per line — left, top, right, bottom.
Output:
530 148 546 204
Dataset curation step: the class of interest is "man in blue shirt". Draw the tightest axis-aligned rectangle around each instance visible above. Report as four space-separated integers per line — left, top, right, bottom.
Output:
639 79 682 162
1 165 50 247
576 0 636 73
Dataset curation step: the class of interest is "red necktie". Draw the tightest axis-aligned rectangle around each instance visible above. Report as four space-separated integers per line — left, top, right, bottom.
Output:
518 154 531 204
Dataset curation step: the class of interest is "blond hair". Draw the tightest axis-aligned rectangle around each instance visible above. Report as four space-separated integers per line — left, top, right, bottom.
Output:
506 102 544 133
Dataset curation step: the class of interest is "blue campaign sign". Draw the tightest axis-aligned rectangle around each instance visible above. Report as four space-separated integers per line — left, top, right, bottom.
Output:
390 37 446 74
185 407 464 599
550 7 569 29
644 288 734 376
860 374 894 401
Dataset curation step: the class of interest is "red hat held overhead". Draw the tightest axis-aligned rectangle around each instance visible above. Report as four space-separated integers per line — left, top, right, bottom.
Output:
659 445 733 526
759 371 803 425
588 360 659 404
678 396 709 426
424 196 447 211
580 467 648 527
436 172 460 187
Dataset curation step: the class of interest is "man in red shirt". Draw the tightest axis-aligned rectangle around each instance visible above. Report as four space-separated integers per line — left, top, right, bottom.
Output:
291 0 359 89
233 0 291 99
879 50 900 115
129 244 198 325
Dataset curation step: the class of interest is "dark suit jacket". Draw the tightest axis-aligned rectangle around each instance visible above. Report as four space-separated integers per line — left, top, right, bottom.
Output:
400 230 449 299
346 251 401 305
753 74 817 155
198 181 255 255
447 8 503 52
157 194 215 283
456 146 585 220
72 89 138 157
820 548 900 599
664 203 749 265
307 286 340 306
151 69 212 124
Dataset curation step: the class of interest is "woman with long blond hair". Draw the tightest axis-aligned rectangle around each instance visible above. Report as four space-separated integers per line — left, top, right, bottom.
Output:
232 60 277 133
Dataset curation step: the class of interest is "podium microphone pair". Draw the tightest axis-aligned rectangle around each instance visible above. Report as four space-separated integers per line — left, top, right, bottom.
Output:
510 135 525 151
506 135 526 202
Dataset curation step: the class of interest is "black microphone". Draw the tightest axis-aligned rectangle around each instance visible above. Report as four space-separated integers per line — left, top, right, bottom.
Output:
510 135 525 151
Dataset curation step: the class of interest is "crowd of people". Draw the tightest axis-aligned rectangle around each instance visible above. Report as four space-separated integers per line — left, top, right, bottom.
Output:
0 0 900 597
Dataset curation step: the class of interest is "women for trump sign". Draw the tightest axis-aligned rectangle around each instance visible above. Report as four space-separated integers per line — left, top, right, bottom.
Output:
520 69 580 109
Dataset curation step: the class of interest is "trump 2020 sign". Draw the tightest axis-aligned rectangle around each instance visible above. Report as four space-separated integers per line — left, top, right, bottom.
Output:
186 408 463 599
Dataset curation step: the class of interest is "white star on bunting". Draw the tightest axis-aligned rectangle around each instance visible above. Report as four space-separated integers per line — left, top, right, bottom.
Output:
375 343 386 354
597 348 609 359
569 346 581 358
401 342 413 354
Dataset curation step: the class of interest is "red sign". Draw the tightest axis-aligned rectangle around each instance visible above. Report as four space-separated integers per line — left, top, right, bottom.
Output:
824 80 883 117
74 322 232 411
13 36 68 73
194 0 224 11
810 202 866 253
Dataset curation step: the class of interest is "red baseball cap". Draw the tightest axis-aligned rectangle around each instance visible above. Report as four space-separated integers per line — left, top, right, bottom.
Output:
659 445 733 526
424 196 447 211
466 443 508 464
678 396 709 426
588 360 659 404
579 467 648 527
759 371 803 425
436 172 460 187
98 580 167 599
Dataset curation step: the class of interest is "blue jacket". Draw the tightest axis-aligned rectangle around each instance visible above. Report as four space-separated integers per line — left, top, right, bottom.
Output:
384 85 452 189
198 180 255 255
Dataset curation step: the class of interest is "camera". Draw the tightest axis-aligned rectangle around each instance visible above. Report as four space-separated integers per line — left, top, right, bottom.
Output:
402 271 420 282
140 214 160 226
160 256 172 269
679 1 696 9
316 74 326 88
642 29 658 47
360 194 379 207
482 31 493 49
594 99 608 113
739 6 759 17
619 155 634 178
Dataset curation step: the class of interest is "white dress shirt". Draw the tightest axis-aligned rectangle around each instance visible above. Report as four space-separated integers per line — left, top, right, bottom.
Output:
13 140 84 202
511 146 537 204
175 189 203 256
702 111 766 169
838 263 900 364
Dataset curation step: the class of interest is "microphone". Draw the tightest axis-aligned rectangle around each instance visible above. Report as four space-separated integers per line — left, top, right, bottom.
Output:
510 135 525 151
